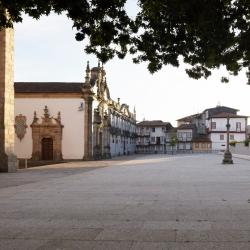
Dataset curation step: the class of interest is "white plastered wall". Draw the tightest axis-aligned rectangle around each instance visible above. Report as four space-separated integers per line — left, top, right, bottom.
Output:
211 133 246 150
208 117 247 150
14 98 85 159
209 117 246 131
150 127 165 137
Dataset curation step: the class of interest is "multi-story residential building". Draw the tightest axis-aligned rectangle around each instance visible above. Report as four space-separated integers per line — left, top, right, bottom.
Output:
176 124 196 150
136 120 173 153
207 112 247 150
177 106 248 151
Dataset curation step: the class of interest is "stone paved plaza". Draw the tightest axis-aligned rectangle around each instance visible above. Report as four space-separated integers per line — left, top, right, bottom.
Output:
0 154 250 250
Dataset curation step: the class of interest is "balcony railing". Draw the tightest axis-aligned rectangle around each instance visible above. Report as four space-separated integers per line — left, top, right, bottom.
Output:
137 131 150 136
177 137 192 142
136 141 150 145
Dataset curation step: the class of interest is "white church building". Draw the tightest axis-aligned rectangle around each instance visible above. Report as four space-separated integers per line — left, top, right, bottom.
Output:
14 63 137 161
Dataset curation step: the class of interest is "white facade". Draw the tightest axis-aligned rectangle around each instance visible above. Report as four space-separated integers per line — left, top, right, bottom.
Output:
91 94 136 158
177 129 193 150
208 117 246 132
150 127 166 143
110 134 136 157
208 117 247 150
110 112 136 157
15 98 85 159
136 121 173 153
177 129 193 141
109 112 136 157
210 133 246 150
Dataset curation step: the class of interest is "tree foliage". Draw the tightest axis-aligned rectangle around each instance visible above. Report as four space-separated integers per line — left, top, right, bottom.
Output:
169 135 177 147
0 0 250 83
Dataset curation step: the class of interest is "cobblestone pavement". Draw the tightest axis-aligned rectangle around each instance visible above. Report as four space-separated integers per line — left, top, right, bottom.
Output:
0 154 250 250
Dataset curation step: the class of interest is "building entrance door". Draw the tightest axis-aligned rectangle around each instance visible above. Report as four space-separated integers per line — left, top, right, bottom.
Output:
156 137 161 145
42 138 53 160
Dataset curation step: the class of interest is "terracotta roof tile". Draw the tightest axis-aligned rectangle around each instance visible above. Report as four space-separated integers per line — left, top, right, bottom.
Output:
210 112 248 118
14 82 82 93
137 120 172 128
177 113 201 122
177 124 197 130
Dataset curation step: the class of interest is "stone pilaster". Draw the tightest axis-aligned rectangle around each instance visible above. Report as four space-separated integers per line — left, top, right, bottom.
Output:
103 112 111 158
82 93 94 160
0 28 17 172
93 109 102 160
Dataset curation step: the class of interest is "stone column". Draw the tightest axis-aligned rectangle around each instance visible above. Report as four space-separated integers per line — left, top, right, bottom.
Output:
222 116 233 164
82 94 94 160
0 28 17 172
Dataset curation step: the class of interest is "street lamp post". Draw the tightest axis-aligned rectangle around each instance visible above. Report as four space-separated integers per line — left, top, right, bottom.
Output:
222 116 233 164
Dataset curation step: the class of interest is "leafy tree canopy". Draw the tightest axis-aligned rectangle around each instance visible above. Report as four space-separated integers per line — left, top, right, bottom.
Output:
0 0 250 83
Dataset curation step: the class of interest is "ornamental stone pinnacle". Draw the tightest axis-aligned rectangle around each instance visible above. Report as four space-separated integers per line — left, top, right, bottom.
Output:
57 112 61 123
33 111 38 124
44 106 50 119
0 28 18 172
85 61 90 85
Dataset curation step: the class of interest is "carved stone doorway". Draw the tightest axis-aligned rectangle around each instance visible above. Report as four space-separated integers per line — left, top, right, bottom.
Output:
31 106 63 161
42 138 53 160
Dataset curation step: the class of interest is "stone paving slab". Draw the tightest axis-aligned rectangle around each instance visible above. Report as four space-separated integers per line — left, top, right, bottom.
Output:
1 154 250 249
233 153 250 161
0 155 139 189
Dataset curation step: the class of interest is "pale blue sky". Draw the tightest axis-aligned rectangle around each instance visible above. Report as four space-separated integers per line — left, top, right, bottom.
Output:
14 3 250 126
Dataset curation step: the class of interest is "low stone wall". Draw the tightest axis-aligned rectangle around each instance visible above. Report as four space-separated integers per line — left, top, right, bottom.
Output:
230 142 250 156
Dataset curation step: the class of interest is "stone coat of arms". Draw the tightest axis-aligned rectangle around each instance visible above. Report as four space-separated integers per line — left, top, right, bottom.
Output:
15 114 28 141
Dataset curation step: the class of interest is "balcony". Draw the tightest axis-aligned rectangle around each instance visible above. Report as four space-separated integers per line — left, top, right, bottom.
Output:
136 141 150 146
137 131 150 137
177 137 192 142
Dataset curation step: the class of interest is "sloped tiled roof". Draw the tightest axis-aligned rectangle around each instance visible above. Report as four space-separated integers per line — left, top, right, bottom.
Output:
177 113 201 122
14 82 82 93
177 124 197 130
210 112 248 118
177 106 240 122
205 106 238 117
137 120 172 128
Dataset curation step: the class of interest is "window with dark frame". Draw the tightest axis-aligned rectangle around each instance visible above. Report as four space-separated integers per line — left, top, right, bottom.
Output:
211 122 216 129
236 122 241 131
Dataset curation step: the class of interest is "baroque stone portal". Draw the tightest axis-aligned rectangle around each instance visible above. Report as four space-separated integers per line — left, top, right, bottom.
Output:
31 106 63 161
